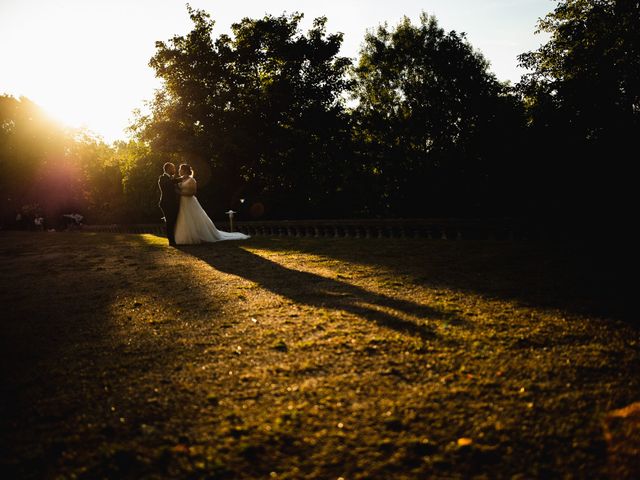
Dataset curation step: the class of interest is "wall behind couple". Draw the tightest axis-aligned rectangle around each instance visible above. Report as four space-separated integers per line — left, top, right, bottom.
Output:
1 2 637 231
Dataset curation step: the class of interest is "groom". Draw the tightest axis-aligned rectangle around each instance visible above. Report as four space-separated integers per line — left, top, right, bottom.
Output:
158 162 180 246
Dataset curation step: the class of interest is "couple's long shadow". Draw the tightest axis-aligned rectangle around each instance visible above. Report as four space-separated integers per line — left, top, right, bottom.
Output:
179 243 467 339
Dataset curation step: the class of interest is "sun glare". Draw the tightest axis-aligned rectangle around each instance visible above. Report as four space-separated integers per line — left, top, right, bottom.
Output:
38 83 101 133
1 0 162 142
28 20 142 141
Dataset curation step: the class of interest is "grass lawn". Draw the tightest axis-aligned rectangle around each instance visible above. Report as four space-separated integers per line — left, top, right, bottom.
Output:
1 231 638 479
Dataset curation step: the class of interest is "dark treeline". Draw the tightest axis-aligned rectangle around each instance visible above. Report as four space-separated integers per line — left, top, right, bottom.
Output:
1 1 638 230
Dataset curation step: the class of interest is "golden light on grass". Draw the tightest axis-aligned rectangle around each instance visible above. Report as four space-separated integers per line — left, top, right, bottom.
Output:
140 234 171 248
2 232 639 477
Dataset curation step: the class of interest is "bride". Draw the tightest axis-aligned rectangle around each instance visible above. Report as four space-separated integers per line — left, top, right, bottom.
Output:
174 163 250 245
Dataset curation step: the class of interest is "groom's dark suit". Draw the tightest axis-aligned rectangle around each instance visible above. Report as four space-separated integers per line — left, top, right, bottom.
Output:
158 173 180 245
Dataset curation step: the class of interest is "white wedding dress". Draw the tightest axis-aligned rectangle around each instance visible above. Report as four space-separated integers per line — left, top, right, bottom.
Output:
174 177 250 245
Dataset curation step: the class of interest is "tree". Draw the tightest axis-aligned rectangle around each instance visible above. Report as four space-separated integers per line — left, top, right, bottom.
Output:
517 0 640 224
0 95 126 226
351 13 524 217
0 95 65 224
133 7 354 219
115 139 168 222
72 132 124 223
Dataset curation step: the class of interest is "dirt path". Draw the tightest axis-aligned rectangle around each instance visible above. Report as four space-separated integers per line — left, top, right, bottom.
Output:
1 232 638 479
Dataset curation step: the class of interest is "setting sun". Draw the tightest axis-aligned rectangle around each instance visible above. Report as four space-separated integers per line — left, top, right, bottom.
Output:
0 0 170 140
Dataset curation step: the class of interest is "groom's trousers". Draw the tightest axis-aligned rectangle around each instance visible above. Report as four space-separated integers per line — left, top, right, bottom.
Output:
160 204 178 245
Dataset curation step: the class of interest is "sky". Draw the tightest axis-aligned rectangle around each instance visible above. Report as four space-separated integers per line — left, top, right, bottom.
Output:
0 0 555 143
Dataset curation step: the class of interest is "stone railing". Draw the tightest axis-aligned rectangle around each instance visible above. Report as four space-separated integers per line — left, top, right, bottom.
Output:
82 219 537 240
234 219 534 240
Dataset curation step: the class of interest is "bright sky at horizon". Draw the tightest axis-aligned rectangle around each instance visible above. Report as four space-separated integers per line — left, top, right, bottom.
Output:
0 0 555 143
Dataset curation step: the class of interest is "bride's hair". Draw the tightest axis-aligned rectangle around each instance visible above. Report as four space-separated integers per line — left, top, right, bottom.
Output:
179 163 194 177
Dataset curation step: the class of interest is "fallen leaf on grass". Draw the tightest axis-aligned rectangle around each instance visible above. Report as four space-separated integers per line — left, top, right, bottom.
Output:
457 437 473 447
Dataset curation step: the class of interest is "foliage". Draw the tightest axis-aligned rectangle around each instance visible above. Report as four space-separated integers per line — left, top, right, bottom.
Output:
0 95 125 226
114 139 168 222
132 7 354 219
517 0 640 224
3 3 637 226
351 13 526 217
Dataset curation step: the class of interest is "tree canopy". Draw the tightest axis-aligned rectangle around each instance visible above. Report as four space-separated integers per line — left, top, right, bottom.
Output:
351 13 525 217
0 95 123 226
517 0 639 224
1 3 635 230
132 8 353 219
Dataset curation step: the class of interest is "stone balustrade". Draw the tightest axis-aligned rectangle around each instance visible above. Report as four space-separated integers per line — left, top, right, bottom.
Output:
82 219 538 240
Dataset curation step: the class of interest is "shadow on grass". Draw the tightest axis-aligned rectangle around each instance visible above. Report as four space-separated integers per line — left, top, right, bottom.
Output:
179 242 468 340
249 237 634 324
0 233 229 478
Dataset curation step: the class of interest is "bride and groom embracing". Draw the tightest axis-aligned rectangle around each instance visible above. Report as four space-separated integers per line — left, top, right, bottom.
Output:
158 162 250 246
